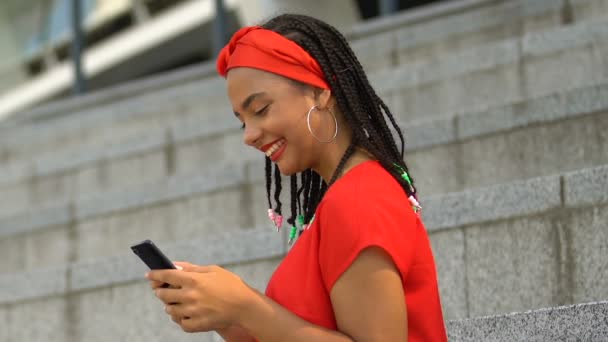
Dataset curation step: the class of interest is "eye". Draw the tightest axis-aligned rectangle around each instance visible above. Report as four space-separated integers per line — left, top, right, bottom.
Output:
255 104 270 116
239 104 271 130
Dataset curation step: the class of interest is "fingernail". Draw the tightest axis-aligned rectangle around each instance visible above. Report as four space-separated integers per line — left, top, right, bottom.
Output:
145 272 150 279
176 265 183 270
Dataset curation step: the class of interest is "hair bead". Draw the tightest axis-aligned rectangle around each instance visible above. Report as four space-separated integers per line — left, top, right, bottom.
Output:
288 226 298 245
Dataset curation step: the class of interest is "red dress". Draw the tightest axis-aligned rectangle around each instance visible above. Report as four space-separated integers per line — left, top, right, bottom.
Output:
264 160 447 341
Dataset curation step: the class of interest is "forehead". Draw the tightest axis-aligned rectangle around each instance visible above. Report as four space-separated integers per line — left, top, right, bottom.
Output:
226 68 295 101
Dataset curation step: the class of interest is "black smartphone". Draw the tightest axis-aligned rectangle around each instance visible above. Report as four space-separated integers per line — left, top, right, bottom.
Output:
131 239 176 288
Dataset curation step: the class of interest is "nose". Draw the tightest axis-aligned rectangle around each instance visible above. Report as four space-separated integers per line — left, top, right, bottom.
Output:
243 124 262 147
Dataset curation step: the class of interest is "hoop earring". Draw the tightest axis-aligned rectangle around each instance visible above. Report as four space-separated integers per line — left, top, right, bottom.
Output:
306 105 338 143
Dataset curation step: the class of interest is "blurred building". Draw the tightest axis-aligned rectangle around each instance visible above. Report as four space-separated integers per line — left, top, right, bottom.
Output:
0 0 446 121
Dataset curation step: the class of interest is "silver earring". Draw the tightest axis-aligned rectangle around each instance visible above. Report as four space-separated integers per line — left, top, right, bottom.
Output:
306 105 338 143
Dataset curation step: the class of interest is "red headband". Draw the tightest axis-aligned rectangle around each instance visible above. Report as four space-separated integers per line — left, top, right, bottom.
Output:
216 26 330 90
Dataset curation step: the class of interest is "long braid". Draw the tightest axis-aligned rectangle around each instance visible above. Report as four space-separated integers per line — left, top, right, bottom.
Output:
273 164 283 216
305 171 322 224
378 96 406 158
288 175 298 226
284 16 403 161
318 18 406 158
327 142 357 188
261 14 419 232
265 156 273 209
302 170 312 219
297 171 308 214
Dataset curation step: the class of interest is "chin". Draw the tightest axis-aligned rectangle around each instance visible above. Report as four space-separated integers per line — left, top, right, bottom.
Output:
275 158 306 176
275 161 296 176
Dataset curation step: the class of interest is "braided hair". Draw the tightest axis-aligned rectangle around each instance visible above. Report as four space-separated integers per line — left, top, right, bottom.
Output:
261 14 418 234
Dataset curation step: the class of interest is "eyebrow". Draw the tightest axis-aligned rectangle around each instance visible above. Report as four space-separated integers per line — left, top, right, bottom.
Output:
234 92 266 117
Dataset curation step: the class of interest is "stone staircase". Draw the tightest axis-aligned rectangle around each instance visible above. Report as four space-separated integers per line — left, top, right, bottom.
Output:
1 0 607 340
447 301 608 340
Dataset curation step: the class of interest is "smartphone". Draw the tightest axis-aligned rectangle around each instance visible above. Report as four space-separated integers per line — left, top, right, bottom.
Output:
131 239 176 288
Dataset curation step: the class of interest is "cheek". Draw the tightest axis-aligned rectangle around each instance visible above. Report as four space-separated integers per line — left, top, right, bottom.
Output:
269 102 319 161
285 120 314 152
269 109 306 144
287 126 322 169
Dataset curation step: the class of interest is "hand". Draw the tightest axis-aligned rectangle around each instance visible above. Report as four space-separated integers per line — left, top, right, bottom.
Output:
148 264 183 291
146 261 255 333
216 324 256 342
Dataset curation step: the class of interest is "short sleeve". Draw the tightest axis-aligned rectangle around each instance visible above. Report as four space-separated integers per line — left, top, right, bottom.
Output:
317 175 418 292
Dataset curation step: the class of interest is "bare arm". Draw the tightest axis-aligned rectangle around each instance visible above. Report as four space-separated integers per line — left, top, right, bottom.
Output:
216 325 255 342
330 247 407 341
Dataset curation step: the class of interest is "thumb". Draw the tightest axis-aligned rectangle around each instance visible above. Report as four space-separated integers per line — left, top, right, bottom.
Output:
174 262 216 273
173 261 196 270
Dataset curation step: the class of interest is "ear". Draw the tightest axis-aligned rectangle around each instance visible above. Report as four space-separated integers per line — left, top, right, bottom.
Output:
315 88 333 110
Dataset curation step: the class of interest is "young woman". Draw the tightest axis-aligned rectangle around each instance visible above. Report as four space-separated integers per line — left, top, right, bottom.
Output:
146 14 447 342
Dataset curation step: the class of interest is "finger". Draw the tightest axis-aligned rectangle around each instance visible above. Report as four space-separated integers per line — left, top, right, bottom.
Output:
148 278 171 289
166 307 185 324
149 280 166 290
151 280 181 290
181 316 211 333
179 264 219 273
166 304 180 316
180 317 198 333
172 314 191 324
173 262 204 272
147 269 191 287
173 261 194 270
155 287 192 305
166 303 195 319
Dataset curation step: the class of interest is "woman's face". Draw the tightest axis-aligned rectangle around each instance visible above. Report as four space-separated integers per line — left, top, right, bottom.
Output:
226 67 335 175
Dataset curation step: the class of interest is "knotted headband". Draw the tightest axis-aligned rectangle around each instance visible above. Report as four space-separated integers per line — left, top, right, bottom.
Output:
216 26 330 90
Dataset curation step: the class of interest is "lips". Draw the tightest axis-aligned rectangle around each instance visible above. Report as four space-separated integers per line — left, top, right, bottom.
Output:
261 139 286 161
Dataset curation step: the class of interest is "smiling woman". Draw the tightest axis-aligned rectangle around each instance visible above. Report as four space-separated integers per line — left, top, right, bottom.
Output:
146 13 447 342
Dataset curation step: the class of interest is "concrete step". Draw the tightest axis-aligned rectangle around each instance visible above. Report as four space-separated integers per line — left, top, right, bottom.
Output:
1 79 607 220
351 0 608 72
370 17 608 122
2 8 608 167
0 228 284 342
425 164 608 319
0 0 586 140
447 301 608 341
1 164 606 324
0 161 270 275
406 81 608 195
0 71 230 167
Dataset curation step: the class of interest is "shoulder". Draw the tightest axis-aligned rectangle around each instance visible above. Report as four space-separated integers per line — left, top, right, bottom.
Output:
316 161 417 239
314 161 421 291
320 160 410 214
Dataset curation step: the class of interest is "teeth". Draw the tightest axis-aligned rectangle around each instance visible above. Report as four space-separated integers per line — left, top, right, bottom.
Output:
265 140 285 157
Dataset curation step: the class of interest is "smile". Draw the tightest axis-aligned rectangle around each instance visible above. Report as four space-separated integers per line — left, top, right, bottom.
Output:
264 139 287 161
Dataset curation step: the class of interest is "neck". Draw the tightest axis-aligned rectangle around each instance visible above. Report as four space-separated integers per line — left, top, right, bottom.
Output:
313 141 373 184
310 110 373 184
